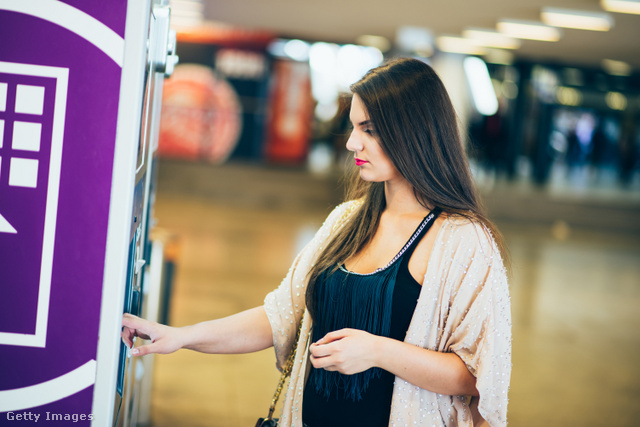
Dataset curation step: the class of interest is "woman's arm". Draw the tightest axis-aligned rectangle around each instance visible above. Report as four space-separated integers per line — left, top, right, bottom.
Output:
375 333 478 396
122 306 273 356
309 328 478 397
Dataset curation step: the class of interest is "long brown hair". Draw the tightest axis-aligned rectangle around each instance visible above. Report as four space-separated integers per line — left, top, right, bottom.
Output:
306 57 508 318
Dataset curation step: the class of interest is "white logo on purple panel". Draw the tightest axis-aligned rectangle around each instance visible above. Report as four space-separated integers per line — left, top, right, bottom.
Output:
0 61 68 348
0 0 127 414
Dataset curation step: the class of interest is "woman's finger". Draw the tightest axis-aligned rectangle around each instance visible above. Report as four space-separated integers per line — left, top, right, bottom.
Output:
121 327 135 348
317 329 349 344
310 354 334 370
131 340 164 356
122 313 151 333
309 342 333 358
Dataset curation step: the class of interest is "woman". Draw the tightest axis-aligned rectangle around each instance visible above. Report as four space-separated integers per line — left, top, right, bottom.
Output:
122 57 511 426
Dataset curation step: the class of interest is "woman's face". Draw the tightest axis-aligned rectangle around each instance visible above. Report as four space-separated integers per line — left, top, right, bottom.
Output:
346 94 402 183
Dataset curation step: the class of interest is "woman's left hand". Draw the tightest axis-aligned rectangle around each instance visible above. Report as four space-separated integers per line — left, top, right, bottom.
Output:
309 328 382 375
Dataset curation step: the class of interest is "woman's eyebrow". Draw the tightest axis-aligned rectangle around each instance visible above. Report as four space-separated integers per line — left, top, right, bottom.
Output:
347 119 372 128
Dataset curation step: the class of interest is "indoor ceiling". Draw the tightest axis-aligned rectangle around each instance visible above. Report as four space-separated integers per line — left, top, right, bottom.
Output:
200 0 640 71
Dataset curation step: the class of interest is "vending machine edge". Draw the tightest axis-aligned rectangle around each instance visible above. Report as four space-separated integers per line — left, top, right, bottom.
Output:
0 0 175 424
93 0 177 425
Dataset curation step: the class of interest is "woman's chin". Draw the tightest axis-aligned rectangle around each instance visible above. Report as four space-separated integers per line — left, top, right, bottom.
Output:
358 171 375 182
358 171 389 183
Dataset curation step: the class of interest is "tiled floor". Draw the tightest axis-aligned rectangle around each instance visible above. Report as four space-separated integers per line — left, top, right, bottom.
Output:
146 165 640 426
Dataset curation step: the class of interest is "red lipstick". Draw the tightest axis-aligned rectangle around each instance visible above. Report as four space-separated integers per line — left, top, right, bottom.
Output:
355 158 368 166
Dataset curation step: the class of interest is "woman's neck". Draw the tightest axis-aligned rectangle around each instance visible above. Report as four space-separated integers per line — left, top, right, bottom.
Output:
383 178 430 217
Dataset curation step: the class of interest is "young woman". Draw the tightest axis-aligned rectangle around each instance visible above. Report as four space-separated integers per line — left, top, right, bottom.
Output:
122 57 512 426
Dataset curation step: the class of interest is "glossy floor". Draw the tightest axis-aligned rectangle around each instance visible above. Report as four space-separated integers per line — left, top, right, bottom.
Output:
146 183 640 426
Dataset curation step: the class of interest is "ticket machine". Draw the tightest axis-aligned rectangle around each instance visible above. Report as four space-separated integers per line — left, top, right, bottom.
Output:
0 0 177 425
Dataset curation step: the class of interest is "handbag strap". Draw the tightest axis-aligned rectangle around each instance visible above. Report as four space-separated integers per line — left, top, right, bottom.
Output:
266 313 305 420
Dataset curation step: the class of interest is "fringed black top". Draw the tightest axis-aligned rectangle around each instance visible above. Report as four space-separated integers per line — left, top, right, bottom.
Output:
302 209 440 427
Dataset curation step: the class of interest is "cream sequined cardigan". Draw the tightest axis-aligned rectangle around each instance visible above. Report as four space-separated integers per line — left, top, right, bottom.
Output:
264 200 511 426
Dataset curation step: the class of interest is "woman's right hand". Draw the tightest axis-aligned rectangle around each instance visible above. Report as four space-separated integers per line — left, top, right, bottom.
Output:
121 313 183 356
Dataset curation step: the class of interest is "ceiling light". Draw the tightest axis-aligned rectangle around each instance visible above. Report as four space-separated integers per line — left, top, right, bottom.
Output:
283 39 310 61
267 39 287 58
605 92 627 110
497 19 562 41
463 28 521 49
436 36 486 55
336 44 384 90
464 56 499 115
602 58 633 76
541 7 613 31
601 0 640 15
556 86 582 106
309 42 338 74
483 48 515 65
501 80 519 99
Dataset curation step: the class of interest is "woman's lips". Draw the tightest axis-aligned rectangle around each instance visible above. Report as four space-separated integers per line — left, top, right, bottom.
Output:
355 158 368 166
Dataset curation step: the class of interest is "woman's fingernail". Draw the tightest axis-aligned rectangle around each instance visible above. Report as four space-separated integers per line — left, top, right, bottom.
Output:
132 348 139 355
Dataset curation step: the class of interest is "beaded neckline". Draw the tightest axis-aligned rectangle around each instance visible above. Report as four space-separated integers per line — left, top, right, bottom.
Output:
338 211 436 277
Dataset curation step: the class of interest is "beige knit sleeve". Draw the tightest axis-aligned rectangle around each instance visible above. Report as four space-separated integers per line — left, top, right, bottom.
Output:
443 221 512 426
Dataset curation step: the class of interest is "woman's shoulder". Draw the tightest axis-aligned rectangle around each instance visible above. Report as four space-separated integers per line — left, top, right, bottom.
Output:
323 199 363 227
335 199 363 215
438 214 501 257
432 215 509 285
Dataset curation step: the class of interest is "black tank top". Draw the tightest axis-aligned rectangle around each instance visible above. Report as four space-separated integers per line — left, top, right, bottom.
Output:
303 209 440 427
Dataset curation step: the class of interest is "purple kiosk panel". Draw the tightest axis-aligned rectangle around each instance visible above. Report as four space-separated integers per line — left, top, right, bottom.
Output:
0 0 127 423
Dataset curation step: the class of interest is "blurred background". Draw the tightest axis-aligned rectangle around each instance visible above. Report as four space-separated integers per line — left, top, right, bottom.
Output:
146 0 640 425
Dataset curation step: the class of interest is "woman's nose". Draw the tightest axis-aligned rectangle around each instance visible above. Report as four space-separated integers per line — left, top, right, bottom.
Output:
346 133 363 152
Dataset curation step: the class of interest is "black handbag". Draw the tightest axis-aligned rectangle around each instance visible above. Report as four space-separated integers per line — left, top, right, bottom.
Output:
255 316 304 427
255 418 278 427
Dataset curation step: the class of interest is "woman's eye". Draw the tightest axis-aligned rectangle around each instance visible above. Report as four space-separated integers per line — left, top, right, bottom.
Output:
363 128 376 135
